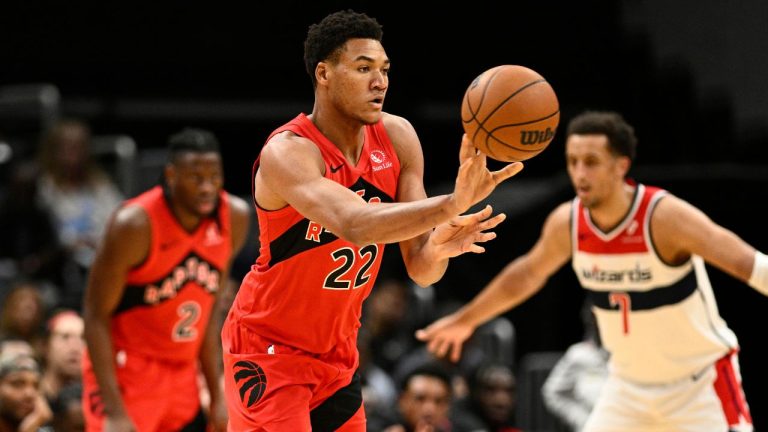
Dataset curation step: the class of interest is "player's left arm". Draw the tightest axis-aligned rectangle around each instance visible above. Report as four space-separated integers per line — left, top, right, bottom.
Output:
199 193 251 432
652 195 761 288
385 114 507 287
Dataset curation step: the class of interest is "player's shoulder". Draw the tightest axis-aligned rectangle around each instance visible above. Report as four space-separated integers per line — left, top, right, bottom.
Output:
549 201 573 223
381 112 420 162
262 129 322 163
108 203 150 239
540 201 572 239
381 112 417 141
650 192 693 219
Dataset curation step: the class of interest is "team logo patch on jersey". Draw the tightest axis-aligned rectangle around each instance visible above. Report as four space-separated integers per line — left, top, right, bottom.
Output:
204 224 223 246
234 361 267 407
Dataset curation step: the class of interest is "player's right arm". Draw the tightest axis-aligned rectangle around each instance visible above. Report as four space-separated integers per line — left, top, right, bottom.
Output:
83 205 149 432
255 130 521 247
416 202 573 362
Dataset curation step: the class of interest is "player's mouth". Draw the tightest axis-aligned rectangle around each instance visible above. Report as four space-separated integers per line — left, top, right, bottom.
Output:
368 96 384 109
197 198 216 214
575 185 591 197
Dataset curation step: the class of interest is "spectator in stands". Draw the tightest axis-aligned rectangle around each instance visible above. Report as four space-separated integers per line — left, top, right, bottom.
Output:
363 278 422 374
0 339 34 360
357 327 398 428
36 118 123 311
39 310 84 405
50 382 84 432
455 363 521 432
0 281 47 357
377 362 455 432
0 353 52 432
542 300 608 431
0 160 64 299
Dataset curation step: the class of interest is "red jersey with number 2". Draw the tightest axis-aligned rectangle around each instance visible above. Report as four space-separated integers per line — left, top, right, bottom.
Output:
109 186 232 361
230 113 401 354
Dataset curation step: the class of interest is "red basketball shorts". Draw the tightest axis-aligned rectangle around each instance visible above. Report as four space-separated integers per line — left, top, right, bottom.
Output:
221 320 365 431
82 349 201 432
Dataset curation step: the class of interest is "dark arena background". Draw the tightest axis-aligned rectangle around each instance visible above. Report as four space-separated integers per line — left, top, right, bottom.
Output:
3 1 768 429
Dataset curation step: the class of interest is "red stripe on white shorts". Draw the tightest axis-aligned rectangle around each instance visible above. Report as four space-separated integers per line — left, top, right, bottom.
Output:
713 350 752 427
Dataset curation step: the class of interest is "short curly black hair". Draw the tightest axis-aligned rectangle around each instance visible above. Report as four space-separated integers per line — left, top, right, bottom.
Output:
167 127 220 163
566 111 637 161
304 9 383 88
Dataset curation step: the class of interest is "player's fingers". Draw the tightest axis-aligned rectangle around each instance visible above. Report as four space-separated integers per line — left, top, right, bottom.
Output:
493 161 524 183
428 338 445 357
459 134 476 162
479 212 506 231
450 342 463 363
474 231 497 244
453 204 493 227
435 339 455 359
466 244 486 254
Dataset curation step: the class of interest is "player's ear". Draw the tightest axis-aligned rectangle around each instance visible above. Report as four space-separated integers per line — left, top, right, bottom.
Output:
164 163 176 188
316 62 329 85
617 155 631 176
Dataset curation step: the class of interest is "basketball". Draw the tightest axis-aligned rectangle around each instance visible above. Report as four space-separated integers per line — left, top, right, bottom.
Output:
461 65 560 162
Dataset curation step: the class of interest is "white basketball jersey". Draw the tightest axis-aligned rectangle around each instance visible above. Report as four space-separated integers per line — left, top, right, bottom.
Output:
571 183 738 384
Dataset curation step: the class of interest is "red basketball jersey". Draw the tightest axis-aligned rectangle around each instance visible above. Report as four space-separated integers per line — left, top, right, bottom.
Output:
229 113 401 354
108 186 233 362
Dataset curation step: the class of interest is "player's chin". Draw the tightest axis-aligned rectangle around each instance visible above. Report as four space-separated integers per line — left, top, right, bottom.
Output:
359 108 383 124
196 201 217 216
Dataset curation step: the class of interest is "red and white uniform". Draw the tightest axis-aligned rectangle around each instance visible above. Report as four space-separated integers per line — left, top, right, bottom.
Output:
572 183 752 431
222 114 400 430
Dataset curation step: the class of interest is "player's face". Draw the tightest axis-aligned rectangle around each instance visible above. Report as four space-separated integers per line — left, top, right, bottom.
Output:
166 152 223 217
325 38 389 125
0 370 40 423
399 376 451 429
566 134 628 209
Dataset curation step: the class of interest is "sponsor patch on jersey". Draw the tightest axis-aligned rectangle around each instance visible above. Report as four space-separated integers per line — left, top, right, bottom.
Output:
370 149 393 172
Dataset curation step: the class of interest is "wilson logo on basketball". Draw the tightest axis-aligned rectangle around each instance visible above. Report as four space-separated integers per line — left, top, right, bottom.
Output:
234 361 267 407
519 127 556 145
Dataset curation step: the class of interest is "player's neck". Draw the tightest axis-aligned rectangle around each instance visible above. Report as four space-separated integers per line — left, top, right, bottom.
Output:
169 201 203 232
589 182 636 231
309 107 365 164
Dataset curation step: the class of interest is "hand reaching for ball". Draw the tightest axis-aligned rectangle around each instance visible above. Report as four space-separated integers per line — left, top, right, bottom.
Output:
451 134 523 213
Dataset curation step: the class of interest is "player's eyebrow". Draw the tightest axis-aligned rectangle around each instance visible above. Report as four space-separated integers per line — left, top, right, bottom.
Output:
354 55 390 66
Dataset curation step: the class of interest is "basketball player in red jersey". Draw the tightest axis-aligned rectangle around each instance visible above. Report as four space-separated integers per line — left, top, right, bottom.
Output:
221 9 523 431
417 111 768 431
82 128 250 432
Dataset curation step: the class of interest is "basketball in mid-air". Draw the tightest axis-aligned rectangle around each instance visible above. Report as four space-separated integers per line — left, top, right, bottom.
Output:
461 65 559 162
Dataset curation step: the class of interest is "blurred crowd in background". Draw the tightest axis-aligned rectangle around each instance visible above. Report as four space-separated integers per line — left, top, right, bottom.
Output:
2 1 768 431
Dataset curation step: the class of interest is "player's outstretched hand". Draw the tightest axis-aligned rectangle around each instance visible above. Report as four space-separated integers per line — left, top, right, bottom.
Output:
428 204 505 260
415 313 475 363
453 134 523 213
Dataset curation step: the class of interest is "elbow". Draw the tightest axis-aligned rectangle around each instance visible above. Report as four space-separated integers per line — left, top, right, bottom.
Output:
334 218 377 246
335 228 373 247
407 268 438 288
